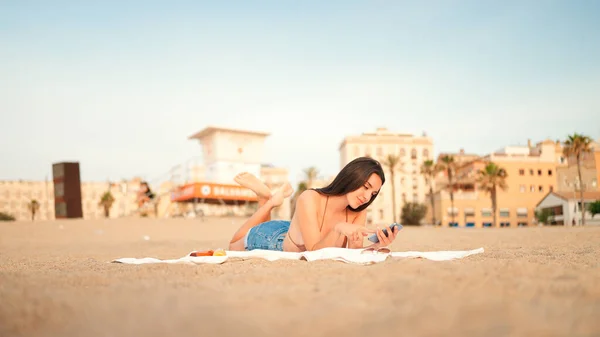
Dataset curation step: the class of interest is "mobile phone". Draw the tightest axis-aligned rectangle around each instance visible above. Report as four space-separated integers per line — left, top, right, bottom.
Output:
367 223 403 243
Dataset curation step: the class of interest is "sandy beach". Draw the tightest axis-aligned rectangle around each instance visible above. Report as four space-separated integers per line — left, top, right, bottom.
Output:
1 217 599 337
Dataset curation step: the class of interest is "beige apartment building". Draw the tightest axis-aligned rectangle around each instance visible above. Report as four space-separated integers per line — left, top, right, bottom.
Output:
1 126 292 221
433 139 568 227
556 139 600 193
0 180 55 221
0 166 289 222
339 127 434 225
0 178 154 221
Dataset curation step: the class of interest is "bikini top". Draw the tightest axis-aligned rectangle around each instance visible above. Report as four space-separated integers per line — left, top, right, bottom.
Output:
287 195 348 249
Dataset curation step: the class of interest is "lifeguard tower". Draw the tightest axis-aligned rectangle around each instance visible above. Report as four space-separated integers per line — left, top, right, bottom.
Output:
188 126 270 184
169 126 278 216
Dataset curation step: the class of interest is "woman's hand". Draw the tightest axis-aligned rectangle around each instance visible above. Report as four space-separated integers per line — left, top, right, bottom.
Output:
335 222 374 242
368 225 400 248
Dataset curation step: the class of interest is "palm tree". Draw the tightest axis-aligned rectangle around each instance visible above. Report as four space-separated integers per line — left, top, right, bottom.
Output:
382 154 402 223
99 191 115 218
27 199 40 221
303 167 319 189
421 159 441 226
437 155 457 226
563 133 593 225
477 162 508 228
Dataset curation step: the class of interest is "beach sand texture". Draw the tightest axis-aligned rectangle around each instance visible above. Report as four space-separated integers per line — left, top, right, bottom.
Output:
1 217 599 337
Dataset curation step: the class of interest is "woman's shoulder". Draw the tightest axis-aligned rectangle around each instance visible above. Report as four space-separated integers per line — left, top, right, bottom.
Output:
296 189 321 204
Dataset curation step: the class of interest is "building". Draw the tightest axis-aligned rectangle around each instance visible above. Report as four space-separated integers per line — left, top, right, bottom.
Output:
0 180 55 221
556 139 600 193
188 126 270 184
535 191 600 226
436 148 480 166
0 126 291 221
428 148 481 224
0 178 151 221
433 139 566 227
169 126 291 219
339 127 434 225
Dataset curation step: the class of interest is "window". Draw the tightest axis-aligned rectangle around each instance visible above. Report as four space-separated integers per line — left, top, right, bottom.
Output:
549 185 554 192
402 193 406 202
412 193 418 201
423 149 429 158
518 222 528 227
411 148 417 159
447 207 458 216
499 209 510 217
401 177 405 185
376 146 383 156
464 208 475 216
529 169 534 175
546 205 563 216
481 208 492 217
379 209 384 220
538 169 542 176
400 148 405 156
548 169 552 176
500 222 511 227
530 185 535 192
538 185 543 192
519 169 524 175
517 208 528 218
519 185 525 193
483 222 492 227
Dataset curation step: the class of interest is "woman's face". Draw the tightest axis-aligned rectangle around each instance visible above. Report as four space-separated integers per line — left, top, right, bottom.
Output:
346 173 383 209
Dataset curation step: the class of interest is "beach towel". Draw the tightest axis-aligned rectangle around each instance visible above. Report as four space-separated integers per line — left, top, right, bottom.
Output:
112 247 484 266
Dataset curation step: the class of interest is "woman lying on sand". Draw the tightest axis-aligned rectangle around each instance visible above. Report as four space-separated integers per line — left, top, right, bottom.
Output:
228 157 400 252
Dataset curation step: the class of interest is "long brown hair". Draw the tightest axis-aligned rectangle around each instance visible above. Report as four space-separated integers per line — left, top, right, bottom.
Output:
314 157 385 212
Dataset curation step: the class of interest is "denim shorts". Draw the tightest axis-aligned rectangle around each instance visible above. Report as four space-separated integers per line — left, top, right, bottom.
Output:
244 220 291 251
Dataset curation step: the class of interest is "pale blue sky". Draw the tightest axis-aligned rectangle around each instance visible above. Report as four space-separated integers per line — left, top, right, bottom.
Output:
1 0 599 187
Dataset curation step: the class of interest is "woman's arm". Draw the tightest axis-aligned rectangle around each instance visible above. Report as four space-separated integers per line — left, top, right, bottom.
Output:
346 210 368 249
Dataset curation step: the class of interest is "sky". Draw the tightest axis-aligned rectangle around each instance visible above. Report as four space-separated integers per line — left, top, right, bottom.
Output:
1 0 599 188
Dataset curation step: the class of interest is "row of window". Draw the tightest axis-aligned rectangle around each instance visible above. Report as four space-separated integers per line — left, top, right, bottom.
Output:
519 185 553 193
1 190 49 199
447 207 529 218
519 169 552 176
1 190 124 200
354 146 430 160
0 201 54 209
448 222 528 227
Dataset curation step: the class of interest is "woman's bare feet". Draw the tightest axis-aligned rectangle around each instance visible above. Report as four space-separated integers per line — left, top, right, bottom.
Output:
269 182 293 207
234 172 272 201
